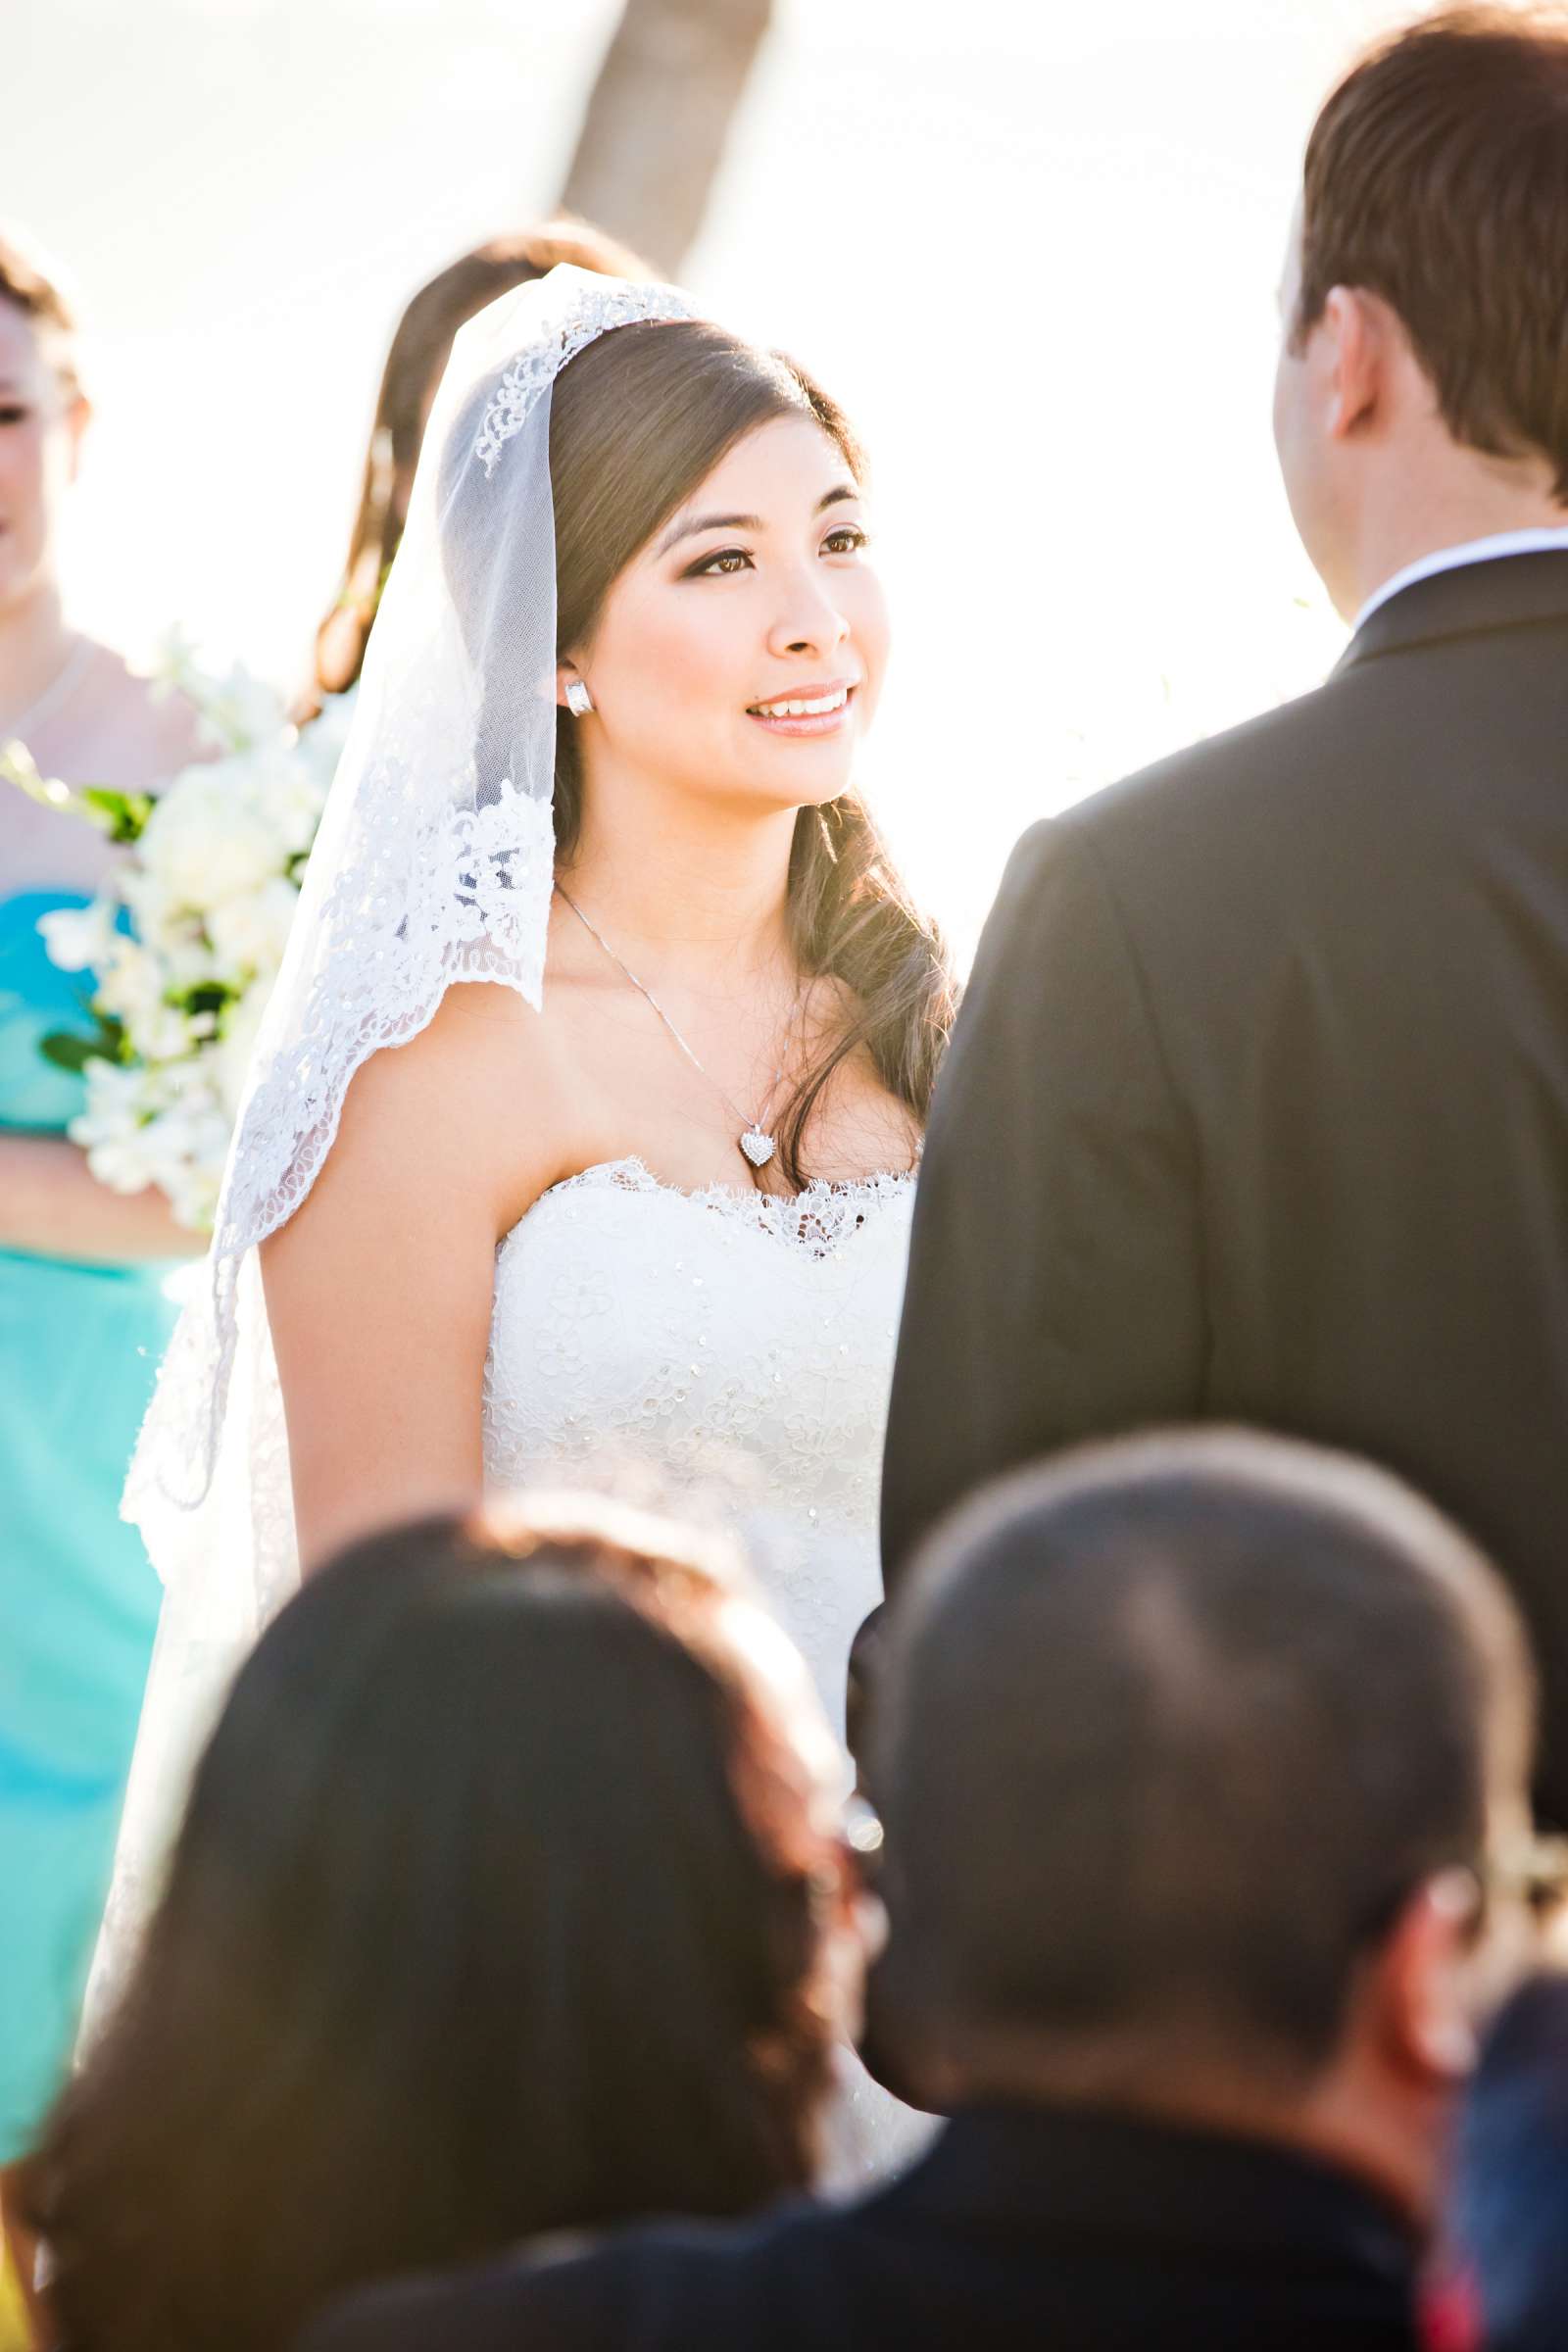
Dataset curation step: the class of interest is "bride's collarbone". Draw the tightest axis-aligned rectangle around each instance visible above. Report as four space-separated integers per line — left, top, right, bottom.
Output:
564 1031 918 1201
524 1101 916 1217
438 975 918 1218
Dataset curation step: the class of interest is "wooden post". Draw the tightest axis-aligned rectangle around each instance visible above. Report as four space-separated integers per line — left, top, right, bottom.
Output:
561 0 775 276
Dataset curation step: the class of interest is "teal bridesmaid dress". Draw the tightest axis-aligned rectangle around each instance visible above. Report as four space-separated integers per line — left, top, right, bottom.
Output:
0 891 180 2159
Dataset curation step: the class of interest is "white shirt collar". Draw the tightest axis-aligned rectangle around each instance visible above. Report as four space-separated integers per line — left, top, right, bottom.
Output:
1353 526 1568 634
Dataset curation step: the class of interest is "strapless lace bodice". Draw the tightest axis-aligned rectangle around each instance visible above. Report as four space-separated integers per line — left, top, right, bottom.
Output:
482 1156 915 1737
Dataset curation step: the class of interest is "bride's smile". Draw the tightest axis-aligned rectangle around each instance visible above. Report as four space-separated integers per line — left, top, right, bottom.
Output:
745 681 859 734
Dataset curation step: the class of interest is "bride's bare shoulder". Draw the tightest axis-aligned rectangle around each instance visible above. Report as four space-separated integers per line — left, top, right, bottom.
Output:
320 980 578 1219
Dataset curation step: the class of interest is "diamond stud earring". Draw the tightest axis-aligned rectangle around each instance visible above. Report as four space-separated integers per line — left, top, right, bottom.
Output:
564 679 594 717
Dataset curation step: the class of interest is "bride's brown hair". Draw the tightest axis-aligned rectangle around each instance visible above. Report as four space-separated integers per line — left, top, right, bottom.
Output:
549 321 956 1188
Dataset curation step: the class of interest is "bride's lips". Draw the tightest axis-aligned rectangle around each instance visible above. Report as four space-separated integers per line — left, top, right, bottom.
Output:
745 680 858 738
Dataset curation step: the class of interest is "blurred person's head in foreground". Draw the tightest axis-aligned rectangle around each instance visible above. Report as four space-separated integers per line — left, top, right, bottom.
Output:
872 1428 1543 2237
309 218 649 709
25 1493 862 2352
1274 7 1568 621
1443 1970 1568 2352
0 225 86 627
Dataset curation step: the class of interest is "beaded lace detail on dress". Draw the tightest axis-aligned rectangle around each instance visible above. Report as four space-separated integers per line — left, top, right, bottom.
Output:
534 1154 915 1250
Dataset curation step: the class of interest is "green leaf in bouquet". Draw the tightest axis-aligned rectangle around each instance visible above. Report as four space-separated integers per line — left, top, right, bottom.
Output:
172 980 240 1017
1 741 144 836
79 786 155 844
39 1013 129 1074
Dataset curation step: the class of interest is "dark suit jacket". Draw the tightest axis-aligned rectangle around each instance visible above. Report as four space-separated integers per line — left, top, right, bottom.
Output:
879 551 1568 1820
295 2106 1420 2352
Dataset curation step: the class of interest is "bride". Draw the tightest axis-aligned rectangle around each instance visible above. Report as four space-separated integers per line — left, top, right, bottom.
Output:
95 270 954 2155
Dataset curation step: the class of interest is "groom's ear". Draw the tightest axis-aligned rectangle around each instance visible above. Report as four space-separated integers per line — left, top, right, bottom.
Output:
1320 285 1392 443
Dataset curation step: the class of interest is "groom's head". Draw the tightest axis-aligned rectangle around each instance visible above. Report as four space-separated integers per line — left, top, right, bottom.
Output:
1274 8 1568 620
872 1429 1544 2233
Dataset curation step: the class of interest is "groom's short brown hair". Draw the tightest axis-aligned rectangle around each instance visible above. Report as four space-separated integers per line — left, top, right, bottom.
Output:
1294 7 1568 499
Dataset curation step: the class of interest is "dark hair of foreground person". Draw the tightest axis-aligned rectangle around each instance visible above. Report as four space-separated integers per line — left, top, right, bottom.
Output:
22 1496 845 2352
293 1431 1548 2352
872 1427 1535 2102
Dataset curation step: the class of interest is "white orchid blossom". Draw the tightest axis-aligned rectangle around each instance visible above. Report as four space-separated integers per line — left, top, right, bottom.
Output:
36 897 121 974
7 641 349 1234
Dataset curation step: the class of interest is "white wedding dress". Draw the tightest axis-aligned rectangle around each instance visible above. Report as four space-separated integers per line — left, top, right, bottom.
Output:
483 1155 913 1745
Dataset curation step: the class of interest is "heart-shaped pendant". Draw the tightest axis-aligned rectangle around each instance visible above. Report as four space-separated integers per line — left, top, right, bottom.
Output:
740 1126 776 1168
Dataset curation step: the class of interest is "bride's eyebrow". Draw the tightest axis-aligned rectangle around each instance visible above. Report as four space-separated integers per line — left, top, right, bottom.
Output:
659 483 860 557
660 510 762 554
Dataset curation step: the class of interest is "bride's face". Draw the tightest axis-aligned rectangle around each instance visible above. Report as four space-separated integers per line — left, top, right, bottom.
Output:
562 414 888 813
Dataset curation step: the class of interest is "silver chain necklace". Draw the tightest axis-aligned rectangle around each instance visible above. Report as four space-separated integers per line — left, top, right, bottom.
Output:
1 634 93 742
554 882 808 1172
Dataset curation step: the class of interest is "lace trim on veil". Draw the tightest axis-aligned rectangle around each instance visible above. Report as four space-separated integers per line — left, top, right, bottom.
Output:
124 785 557 1528
474 279 696 474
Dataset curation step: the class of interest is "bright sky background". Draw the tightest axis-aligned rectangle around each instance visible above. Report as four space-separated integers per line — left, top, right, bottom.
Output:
12 0 1415 961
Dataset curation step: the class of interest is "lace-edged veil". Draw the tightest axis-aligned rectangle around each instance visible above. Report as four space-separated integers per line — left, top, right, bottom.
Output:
89 269 699 2012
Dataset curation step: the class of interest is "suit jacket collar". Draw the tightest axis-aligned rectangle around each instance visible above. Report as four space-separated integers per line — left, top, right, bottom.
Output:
1334 547 1568 678
894 2103 1416 2282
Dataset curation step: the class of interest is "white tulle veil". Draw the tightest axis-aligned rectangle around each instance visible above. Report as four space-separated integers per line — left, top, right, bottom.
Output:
88 267 700 2019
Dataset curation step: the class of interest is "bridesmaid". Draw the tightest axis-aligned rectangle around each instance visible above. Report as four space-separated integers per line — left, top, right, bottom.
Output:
0 233 203 2254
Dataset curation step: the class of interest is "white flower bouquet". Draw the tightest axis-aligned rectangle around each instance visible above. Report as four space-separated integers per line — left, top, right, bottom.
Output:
1 642 353 1232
